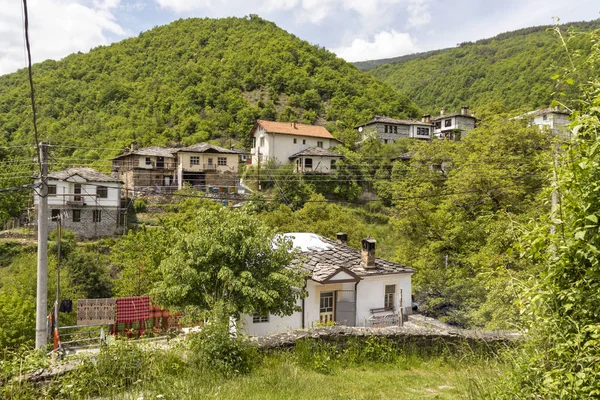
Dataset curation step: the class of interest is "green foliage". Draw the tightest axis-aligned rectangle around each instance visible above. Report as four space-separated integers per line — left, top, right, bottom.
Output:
63 248 113 299
132 198 147 213
367 19 600 113
0 16 419 163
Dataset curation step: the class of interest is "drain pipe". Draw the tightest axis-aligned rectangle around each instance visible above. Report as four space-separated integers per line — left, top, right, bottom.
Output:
301 278 308 329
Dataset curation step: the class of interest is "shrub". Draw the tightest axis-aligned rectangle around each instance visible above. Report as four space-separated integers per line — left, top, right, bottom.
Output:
132 198 147 213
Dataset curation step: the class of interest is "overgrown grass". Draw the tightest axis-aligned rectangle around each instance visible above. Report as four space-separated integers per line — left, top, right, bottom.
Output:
1 334 507 399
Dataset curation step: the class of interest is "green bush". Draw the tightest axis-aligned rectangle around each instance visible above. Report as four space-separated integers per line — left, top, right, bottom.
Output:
132 198 147 213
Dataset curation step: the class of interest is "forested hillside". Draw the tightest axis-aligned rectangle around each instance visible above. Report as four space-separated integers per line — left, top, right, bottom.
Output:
365 20 600 114
0 16 418 160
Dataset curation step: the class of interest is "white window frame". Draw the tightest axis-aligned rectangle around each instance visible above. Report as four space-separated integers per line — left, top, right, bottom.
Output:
97 186 108 199
145 157 152 165
190 156 200 166
384 284 396 310
48 184 57 196
253 313 269 323
317 141 323 148
92 210 101 223
217 157 227 166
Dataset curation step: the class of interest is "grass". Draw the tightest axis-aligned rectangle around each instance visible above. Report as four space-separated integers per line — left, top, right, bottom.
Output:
114 353 502 400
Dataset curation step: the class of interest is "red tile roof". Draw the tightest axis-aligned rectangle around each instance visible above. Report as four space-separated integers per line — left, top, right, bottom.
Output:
254 120 341 141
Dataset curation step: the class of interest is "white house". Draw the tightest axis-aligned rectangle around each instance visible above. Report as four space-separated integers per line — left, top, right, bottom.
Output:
289 147 344 173
356 116 433 143
34 168 124 239
242 233 414 336
431 107 477 140
250 120 342 173
523 107 571 137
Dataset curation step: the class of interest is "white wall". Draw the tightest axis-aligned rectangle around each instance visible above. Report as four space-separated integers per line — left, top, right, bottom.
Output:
242 298 303 336
355 274 412 327
251 127 338 165
35 177 121 207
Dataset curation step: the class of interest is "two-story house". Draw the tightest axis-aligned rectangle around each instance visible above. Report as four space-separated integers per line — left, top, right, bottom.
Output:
250 120 343 174
111 143 178 192
174 143 241 189
34 168 124 239
431 107 477 140
356 116 433 143
523 107 571 137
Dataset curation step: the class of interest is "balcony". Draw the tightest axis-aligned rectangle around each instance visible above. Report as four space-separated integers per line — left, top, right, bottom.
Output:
66 200 86 207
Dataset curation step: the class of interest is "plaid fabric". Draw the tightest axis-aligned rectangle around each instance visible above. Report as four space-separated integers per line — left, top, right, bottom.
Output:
116 296 150 323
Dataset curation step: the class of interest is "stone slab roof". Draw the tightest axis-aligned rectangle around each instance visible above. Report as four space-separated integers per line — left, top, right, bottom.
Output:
48 168 121 183
175 143 242 154
525 107 571 117
289 147 344 159
357 116 432 128
284 233 414 282
254 120 341 141
111 146 178 160
431 113 476 121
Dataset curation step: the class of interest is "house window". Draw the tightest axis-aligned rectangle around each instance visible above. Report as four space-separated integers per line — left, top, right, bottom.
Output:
252 313 269 323
384 139 388 144
217 157 227 166
394 126 398 133
435 121 441 129
97 186 108 199
304 158 313 169
294 138 297 144
417 127 430 136
260 137 265 147
384 125 388 133
145 157 152 165
444 119 452 127
74 184 82 202
51 209 60 221
320 292 335 324
543 114 548 121
72 209 81 222
48 185 57 196
190 156 200 166
330 160 337 170
317 141 323 148
384 284 396 310
207 158 213 166
252 137 256 148
93 210 101 223
302 139 306 145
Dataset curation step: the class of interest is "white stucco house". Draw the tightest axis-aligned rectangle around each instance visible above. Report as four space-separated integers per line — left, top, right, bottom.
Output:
34 167 124 238
250 120 343 173
242 233 414 336
523 107 572 138
431 107 477 140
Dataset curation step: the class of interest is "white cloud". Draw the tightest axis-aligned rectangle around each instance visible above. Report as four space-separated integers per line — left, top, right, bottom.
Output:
0 0 127 75
406 0 431 29
333 29 419 62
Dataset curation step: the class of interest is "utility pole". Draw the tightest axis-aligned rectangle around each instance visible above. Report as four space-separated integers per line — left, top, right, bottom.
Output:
35 142 49 349
54 214 61 339
257 148 261 191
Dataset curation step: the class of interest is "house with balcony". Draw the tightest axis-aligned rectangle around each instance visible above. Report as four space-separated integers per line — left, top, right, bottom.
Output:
111 143 178 192
175 143 242 189
34 168 124 239
250 120 342 174
242 233 414 336
356 116 433 143
289 147 344 174
431 107 477 140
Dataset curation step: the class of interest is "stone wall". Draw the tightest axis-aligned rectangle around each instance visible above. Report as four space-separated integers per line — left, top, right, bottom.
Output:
43 206 124 239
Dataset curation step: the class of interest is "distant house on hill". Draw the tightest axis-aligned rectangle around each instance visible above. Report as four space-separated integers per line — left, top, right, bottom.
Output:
250 120 343 174
431 106 477 140
356 116 433 143
242 233 414 336
523 107 571 137
111 142 242 192
34 168 124 239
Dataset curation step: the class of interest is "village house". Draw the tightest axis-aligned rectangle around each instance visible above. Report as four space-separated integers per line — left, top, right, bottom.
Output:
111 142 242 192
431 106 477 140
250 120 343 174
242 233 414 336
523 107 571 137
356 116 433 143
34 168 124 239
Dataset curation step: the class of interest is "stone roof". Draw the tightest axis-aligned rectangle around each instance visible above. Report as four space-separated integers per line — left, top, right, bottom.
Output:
111 146 178 160
254 120 341 141
431 113 476 121
48 168 121 183
175 143 242 154
289 147 344 159
357 116 432 128
525 107 571 117
284 233 414 282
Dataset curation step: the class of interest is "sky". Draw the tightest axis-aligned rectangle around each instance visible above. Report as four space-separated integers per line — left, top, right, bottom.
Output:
0 0 599 76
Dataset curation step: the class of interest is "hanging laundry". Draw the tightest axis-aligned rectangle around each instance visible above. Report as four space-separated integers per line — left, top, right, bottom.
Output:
59 299 73 313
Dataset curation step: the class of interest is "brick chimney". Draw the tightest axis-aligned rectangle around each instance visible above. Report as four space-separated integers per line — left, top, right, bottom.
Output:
361 238 376 269
461 106 469 116
130 141 138 152
421 114 431 124
336 232 348 245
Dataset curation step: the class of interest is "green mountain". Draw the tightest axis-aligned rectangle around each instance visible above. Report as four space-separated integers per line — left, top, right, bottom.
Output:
363 20 600 114
0 16 419 160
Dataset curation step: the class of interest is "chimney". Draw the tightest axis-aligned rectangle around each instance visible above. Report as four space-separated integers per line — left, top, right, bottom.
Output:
461 106 469 116
130 141 138 152
336 232 348 245
440 108 445 116
292 122 297 129
421 114 431 124
361 238 376 269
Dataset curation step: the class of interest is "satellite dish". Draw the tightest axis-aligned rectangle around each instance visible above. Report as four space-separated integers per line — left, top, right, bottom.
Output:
358 127 363 132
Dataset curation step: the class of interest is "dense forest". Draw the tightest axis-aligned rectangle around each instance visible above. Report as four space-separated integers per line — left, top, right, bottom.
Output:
365 19 600 114
0 15 418 161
